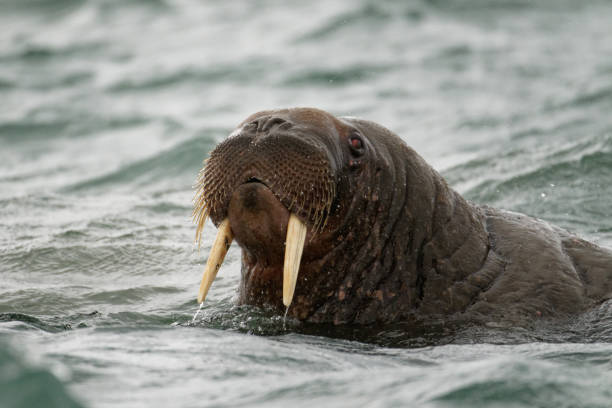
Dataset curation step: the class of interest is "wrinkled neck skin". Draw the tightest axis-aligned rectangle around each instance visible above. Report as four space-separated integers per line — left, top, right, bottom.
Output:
235 117 490 325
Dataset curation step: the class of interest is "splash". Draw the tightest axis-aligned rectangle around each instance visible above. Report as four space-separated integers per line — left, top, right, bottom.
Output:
283 306 290 331
191 302 204 324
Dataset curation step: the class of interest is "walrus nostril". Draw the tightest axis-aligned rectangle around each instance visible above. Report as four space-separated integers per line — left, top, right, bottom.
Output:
251 116 292 133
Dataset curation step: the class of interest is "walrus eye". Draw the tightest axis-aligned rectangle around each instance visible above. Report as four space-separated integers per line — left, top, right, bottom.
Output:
348 134 364 156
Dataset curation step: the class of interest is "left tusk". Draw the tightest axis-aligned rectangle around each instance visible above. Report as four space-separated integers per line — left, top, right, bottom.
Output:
197 218 233 304
283 213 307 307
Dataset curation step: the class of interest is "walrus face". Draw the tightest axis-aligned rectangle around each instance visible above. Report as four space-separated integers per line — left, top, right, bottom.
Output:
195 108 343 237
193 107 447 324
194 108 368 312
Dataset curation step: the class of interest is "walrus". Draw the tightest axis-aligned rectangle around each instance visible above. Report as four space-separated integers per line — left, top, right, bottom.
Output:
192 107 612 327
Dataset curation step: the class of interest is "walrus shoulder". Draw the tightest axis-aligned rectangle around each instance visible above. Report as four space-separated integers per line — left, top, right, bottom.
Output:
557 229 612 303
466 207 599 321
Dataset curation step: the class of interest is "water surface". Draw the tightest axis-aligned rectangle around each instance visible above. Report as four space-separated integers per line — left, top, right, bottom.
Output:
1 1 612 407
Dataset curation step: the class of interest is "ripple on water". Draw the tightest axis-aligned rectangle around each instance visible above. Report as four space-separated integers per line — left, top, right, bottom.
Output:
63 134 220 193
106 60 274 93
294 3 403 43
281 63 393 87
1 243 189 277
444 131 612 237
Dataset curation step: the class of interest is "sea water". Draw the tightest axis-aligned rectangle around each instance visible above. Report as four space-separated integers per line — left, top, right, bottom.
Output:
2 1 612 407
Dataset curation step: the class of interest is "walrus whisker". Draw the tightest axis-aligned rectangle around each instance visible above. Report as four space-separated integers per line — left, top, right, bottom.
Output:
193 211 208 250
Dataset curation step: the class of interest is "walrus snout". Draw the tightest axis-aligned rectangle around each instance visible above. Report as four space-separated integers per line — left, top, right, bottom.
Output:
193 124 337 233
226 182 310 307
192 110 341 308
227 182 290 265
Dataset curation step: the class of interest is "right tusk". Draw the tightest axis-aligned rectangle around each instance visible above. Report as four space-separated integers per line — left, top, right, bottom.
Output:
197 218 233 304
283 213 308 307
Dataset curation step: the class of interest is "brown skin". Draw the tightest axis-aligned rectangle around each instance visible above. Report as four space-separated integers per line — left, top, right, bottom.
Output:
195 107 612 326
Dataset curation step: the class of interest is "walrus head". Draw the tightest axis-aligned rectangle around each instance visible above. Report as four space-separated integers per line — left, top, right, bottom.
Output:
194 108 489 325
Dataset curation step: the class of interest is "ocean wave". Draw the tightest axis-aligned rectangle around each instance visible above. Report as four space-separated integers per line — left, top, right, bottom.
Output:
0 341 84 408
64 133 222 192
1 241 191 279
0 119 71 142
106 60 274 92
0 42 105 63
295 2 424 43
282 63 392 87
426 355 612 408
295 3 393 42
0 0 84 15
0 312 81 333
442 132 612 236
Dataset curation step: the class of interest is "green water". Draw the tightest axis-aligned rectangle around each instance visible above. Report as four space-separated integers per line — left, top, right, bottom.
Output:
1 0 612 407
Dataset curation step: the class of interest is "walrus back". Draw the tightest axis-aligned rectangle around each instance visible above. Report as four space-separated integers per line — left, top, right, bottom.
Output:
471 207 612 321
559 231 612 303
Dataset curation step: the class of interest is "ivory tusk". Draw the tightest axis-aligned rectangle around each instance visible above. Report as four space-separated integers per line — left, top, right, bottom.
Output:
197 218 233 304
283 213 307 307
